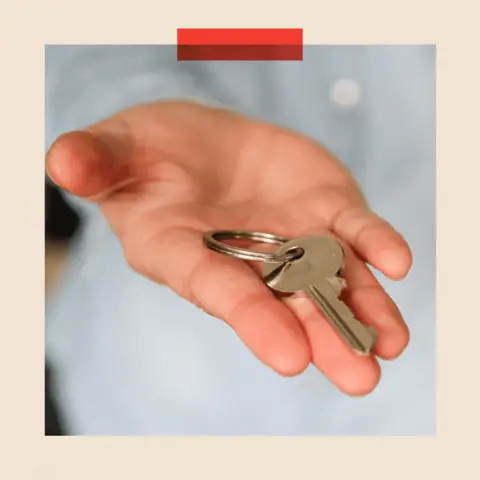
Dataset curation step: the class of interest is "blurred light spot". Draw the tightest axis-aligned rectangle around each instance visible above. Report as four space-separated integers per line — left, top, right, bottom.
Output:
330 78 362 108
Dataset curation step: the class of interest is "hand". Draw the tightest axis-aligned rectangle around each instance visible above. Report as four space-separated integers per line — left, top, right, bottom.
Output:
46 101 412 396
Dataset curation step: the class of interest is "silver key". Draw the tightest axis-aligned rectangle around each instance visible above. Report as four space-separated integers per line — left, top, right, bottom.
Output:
262 236 378 355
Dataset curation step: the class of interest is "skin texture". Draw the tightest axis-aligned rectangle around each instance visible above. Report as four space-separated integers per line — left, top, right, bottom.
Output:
46 100 412 396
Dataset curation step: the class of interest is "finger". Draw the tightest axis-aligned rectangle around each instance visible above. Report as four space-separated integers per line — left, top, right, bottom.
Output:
332 206 412 280
255 226 380 395
284 294 381 396
248 226 379 394
340 247 410 360
46 130 133 200
124 225 312 377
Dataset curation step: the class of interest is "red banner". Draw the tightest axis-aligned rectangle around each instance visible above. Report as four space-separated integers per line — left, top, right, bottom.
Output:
177 28 303 61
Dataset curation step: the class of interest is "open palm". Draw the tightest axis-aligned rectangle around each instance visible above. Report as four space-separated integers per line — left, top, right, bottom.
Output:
47 101 411 396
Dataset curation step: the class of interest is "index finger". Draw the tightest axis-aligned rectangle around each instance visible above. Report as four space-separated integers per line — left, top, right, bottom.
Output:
123 225 312 377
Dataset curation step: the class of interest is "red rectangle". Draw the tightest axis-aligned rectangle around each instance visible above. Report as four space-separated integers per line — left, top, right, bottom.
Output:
177 28 303 61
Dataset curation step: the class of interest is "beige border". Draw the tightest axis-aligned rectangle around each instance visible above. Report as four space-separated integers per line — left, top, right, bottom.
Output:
2 0 477 477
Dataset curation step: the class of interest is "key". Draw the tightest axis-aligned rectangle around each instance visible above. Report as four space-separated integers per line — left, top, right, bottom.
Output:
262 236 378 355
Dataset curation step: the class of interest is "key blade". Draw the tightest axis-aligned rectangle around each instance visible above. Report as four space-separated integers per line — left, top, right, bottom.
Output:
261 236 377 355
308 284 378 355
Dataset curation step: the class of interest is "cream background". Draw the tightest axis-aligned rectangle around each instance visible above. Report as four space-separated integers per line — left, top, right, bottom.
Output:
1 0 478 477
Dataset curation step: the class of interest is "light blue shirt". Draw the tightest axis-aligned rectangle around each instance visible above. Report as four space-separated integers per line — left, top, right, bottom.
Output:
45 45 436 435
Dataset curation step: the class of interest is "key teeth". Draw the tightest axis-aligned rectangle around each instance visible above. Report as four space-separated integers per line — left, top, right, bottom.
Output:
326 276 347 295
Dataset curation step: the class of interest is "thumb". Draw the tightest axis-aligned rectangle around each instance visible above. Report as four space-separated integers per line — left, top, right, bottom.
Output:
46 130 131 201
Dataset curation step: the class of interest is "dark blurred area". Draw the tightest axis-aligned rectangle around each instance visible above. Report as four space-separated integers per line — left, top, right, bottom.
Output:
46 182 80 240
45 181 80 435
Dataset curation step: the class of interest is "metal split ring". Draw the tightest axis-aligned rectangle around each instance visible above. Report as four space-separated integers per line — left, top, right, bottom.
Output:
203 230 301 263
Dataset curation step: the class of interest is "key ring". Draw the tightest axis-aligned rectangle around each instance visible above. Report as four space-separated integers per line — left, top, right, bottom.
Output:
203 230 301 263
